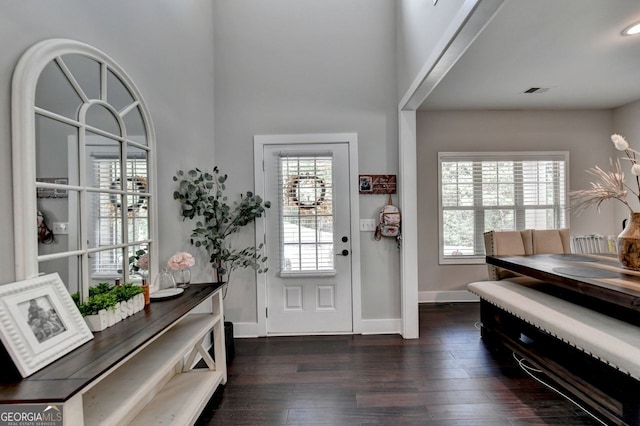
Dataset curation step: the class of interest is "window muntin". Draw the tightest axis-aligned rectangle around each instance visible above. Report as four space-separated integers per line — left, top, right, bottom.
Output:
279 155 335 273
439 152 568 264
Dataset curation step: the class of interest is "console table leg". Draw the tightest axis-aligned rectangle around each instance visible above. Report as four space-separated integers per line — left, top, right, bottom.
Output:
63 393 83 426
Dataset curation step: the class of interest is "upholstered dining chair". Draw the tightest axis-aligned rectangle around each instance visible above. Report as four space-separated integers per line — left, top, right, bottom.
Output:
531 228 571 254
483 230 533 280
484 228 571 280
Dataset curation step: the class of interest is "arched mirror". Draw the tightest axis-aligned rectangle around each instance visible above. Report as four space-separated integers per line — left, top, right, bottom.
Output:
12 39 158 301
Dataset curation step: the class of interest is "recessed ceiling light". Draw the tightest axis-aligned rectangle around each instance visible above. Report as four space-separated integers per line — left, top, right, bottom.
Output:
622 21 640 36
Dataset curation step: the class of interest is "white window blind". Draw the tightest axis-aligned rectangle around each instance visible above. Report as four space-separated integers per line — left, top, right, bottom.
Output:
438 151 568 264
91 156 148 274
279 155 334 273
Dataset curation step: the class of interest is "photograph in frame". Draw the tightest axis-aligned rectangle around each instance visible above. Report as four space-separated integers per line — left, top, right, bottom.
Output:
0 273 93 377
359 175 373 193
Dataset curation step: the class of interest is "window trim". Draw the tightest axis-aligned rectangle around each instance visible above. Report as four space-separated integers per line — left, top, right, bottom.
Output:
437 151 569 265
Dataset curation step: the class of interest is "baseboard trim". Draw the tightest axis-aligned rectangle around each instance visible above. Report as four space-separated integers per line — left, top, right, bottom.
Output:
232 318 402 337
419 290 479 303
358 318 402 335
231 294 478 338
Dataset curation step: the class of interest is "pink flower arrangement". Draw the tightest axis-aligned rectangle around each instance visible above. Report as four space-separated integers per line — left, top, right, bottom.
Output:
167 252 195 271
136 253 149 271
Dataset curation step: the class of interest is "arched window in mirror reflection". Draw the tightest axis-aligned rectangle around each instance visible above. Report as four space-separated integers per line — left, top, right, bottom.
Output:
13 39 157 302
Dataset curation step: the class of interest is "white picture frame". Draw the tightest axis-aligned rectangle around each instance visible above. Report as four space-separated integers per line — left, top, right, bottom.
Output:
0 273 93 377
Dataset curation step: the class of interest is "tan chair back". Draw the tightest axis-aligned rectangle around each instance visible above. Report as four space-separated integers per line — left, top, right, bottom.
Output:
531 228 571 254
484 230 533 280
484 228 570 280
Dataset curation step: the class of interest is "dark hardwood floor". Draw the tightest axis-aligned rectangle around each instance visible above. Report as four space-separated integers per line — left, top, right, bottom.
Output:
196 303 601 425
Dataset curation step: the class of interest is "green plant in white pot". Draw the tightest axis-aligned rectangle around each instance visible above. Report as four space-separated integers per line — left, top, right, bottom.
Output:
173 166 271 285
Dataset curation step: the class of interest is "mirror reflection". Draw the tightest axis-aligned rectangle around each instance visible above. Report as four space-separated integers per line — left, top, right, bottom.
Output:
63 54 101 100
85 104 121 135
17 40 156 301
35 116 79 185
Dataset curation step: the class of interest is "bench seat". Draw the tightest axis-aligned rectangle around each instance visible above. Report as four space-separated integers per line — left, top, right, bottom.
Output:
468 280 640 379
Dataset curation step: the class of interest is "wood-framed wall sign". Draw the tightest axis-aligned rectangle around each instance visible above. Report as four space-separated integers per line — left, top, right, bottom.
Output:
358 174 396 194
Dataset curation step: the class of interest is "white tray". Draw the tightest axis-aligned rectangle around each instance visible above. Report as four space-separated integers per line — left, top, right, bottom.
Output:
150 288 184 301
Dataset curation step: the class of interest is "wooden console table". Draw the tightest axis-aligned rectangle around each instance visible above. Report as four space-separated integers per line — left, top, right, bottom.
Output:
0 283 227 425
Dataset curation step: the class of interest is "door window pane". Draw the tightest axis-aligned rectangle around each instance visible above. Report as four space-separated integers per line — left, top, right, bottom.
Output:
280 156 334 272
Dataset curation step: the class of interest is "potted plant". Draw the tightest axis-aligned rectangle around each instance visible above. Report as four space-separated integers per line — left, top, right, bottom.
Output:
72 283 145 332
173 166 271 363
77 292 117 332
172 166 271 284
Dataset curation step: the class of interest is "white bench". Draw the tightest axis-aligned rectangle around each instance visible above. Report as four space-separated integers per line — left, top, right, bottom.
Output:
468 280 640 425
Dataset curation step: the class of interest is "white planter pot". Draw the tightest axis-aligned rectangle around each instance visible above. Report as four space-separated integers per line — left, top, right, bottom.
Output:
107 308 116 326
84 309 108 332
138 293 145 311
118 301 128 319
126 299 134 316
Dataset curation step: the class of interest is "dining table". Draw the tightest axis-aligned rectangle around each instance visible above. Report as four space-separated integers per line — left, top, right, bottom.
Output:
485 252 640 321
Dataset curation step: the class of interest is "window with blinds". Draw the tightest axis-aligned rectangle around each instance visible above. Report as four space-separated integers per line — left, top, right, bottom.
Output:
438 151 568 264
91 156 148 274
279 155 334 273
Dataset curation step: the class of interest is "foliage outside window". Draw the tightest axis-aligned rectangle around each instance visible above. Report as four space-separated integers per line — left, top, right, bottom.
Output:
438 151 568 264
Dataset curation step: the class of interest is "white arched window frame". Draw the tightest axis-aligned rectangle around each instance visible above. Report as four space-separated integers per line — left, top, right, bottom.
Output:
12 39 158 301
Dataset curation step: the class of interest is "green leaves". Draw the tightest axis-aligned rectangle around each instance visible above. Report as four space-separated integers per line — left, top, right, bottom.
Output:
173 166 271 283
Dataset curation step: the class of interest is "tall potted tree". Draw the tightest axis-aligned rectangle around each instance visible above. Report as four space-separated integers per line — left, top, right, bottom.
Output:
173 166 270 362
173 166 271 284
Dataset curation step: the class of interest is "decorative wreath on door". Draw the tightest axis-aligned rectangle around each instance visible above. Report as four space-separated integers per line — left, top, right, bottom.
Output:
109 176 147 212
286 175 326 209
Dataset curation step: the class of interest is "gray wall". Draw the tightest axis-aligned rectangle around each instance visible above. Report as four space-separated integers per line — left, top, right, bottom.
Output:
3 1 404 327
212 0 401 322
416 109 622 297
0 0 216 285
613 100 640 214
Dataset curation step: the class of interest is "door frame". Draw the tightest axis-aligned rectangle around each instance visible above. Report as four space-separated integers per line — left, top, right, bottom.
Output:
254 133 361 337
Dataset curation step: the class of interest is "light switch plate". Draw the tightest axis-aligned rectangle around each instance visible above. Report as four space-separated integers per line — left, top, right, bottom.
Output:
360 219 376 232
53 222 69 235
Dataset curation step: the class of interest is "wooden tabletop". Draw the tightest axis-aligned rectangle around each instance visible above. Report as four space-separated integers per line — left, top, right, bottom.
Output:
0 282 224 403
486 253 640 313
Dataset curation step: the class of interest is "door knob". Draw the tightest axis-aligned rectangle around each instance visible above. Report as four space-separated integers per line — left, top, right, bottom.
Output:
337 249 349 256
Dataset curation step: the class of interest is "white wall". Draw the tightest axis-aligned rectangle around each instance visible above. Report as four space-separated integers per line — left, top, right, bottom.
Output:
212 0 401 323
0 0 216 285
416 109 620 297
613 100 640 216
396 0 467 99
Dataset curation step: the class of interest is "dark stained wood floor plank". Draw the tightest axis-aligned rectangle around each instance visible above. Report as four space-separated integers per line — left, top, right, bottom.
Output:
196 303 601 425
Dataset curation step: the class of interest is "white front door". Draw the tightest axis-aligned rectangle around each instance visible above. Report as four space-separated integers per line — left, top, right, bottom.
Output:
263 142 353 334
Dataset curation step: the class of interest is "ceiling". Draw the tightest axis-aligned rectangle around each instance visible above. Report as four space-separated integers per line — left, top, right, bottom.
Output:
420 0 640 111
